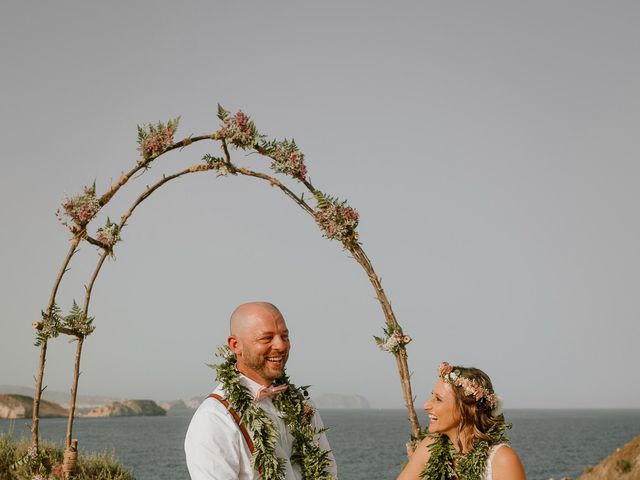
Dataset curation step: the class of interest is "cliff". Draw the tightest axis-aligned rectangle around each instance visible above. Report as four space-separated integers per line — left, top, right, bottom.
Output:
86 399 166 417
578 434 640 480
0 394 67 419
0 384 118 408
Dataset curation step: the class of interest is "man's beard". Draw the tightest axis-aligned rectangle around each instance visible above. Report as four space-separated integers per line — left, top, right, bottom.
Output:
243 350 288 381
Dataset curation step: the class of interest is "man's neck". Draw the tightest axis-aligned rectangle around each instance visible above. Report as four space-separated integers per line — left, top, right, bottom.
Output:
236 365 272 387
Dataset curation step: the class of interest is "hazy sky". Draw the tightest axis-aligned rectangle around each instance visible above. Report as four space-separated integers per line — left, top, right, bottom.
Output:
1 1 639 412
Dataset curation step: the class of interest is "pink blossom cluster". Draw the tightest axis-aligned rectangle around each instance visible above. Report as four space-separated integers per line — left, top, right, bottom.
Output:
216 110 259 148
438 362 497 408
457 377 491 404
270 140 308 179
60 186 100 226
314 200 359 243
438 362 454 378
138 119 178 159
96 222 120 248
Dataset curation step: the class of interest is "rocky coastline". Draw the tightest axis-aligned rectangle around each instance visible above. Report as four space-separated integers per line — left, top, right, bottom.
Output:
86 399 166 417
0 394 166 419
0 394 67 419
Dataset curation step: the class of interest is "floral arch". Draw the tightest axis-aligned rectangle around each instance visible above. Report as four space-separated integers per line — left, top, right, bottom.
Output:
29 106 421 477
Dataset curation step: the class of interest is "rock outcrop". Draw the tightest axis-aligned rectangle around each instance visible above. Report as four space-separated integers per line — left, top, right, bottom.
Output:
86 399 166 417
0 384 117 408
0 394 67 419
159 399 194 413
578 434 640 480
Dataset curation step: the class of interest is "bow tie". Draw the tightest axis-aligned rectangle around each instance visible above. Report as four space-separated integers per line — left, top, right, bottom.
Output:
254 384 288 403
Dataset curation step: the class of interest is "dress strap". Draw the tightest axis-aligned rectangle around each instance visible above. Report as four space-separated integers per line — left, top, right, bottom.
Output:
208 393 255 454
485 443 508 480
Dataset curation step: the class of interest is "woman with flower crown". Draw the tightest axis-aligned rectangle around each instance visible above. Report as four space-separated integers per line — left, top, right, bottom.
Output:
397 362 526 480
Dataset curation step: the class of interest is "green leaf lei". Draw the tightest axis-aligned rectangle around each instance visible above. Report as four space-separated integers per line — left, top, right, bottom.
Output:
419 423 511 480
210 346 335 480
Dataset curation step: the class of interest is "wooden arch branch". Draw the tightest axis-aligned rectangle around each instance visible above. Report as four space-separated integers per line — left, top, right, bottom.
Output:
31 110 422 478
64 164 218 450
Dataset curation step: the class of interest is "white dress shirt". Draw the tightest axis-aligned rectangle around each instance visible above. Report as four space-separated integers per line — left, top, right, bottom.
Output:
184 375 337 480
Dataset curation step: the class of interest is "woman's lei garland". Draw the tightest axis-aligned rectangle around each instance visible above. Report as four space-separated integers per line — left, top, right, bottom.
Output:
211 346 335 480
419 422 511 480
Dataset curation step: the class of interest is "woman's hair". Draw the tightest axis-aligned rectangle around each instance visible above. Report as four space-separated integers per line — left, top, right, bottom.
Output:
447 366 505 452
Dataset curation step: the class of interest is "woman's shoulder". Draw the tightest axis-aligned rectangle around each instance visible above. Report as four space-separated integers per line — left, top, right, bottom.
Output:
410 434 438 461
396 434 439 480
489 444 526 480
490 444 518 463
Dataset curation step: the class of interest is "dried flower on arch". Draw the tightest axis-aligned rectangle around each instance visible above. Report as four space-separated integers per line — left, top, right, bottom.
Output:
214 105 263 149
313 191 360 245
58 183 101 227
96 217 121 250
263 138 308 180
137 117 180 160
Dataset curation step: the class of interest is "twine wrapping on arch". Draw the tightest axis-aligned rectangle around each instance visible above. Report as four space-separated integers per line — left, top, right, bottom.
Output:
62 439 78 478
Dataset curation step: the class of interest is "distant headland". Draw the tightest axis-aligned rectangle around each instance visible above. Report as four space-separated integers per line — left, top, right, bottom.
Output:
0 390 166 419
0 394 66 419
0 385 372 419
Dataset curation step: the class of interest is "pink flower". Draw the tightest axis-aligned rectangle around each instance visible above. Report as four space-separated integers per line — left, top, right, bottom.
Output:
215 109 261 148
59 185 100 226
268 140 308 179
438 362 454 377
96 220 120 248
314 199 360 243
138 119 178 159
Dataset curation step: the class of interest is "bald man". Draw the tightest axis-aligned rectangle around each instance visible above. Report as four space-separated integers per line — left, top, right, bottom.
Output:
184 302 337 479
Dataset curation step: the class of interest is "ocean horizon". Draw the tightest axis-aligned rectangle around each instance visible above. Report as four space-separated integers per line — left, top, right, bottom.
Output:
2 408 639 480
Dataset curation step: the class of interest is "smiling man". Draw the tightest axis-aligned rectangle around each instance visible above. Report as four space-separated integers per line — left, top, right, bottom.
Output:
184 302 337 480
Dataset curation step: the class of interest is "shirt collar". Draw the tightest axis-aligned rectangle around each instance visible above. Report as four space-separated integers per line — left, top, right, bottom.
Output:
239 374 268 400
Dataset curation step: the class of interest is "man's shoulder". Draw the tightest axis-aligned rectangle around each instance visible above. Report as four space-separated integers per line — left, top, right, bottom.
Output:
190 388 238 425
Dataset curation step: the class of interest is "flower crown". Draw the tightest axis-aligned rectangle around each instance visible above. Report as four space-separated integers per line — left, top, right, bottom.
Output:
438 362 502 415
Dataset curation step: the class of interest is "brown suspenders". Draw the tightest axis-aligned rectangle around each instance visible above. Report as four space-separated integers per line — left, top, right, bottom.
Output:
208 393 256 454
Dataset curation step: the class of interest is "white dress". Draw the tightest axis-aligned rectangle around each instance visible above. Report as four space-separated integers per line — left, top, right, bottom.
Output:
483 443 509 480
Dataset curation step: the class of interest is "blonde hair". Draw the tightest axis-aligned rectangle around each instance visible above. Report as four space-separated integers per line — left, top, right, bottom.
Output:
448 366 504 452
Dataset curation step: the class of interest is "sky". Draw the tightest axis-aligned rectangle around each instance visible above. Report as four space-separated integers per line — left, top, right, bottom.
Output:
1 1 639 412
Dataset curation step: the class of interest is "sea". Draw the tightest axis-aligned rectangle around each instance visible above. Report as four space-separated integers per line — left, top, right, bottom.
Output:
2 409 639 480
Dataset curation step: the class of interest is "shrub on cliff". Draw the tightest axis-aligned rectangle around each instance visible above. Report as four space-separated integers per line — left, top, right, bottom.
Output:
0 433 134 480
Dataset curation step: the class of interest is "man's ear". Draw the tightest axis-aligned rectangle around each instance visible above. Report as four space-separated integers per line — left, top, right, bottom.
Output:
228 335 241 355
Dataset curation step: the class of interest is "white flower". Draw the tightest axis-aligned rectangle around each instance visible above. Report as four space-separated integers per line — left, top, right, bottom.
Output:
217 164 230 176
491 395 504 417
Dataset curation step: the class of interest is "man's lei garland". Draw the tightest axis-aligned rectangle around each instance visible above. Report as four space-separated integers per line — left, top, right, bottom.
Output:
419 422 511 480
211 346 335 480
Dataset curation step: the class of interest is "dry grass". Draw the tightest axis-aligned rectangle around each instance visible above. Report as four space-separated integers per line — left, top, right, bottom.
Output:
0 432 134 480
578 434 640 480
